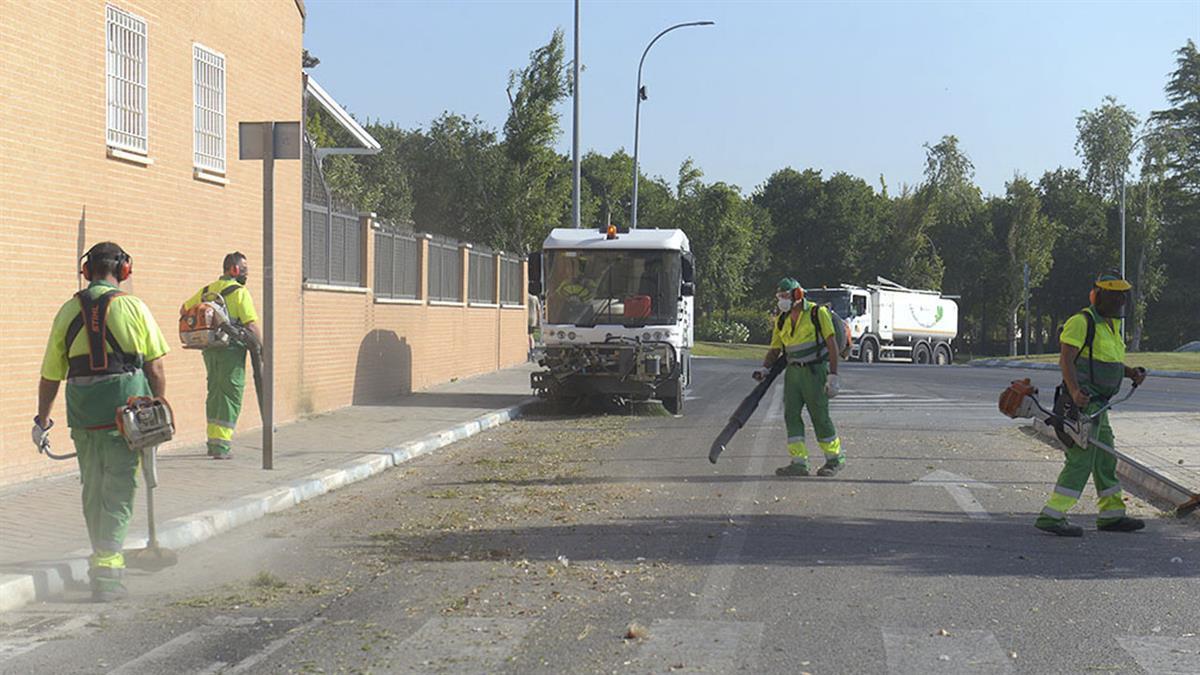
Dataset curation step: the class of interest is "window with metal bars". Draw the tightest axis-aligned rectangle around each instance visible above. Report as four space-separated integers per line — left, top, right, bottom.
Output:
374 226 421 300
499 257 523 306
468 249 497 304
193 44 226 174
427 237 463 302
105 5 148 155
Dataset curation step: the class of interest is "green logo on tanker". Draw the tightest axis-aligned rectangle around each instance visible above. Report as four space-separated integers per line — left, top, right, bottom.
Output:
909 302 945 329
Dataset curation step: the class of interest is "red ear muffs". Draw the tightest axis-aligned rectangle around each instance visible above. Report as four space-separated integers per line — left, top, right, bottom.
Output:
793 287 805 302
1089 288 1098 307
116 255 132 281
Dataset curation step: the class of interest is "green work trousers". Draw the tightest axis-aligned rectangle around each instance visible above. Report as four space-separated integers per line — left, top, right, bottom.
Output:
72 429 138 559
783 361 843 468
1036 405 1127 527
204 346 246 456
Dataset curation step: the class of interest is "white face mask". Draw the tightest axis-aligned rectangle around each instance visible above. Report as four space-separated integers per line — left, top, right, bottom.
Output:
777 297 794 312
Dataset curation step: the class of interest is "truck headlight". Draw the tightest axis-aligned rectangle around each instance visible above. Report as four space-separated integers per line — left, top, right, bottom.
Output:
567 332 576 340
642 332 652 340
653 331 663 340
557 330 566 340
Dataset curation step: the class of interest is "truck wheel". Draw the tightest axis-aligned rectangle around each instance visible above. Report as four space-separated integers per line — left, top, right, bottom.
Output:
661 379 684 415
860 340 878 364
934 344 952 366
913 343 932 365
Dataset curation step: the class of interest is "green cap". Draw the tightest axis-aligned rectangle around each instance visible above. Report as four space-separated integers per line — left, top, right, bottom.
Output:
777 277 801 292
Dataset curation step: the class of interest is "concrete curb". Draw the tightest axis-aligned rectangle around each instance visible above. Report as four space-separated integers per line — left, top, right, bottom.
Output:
1028 418 1199 516
970 359 1200 380
0 397 538 613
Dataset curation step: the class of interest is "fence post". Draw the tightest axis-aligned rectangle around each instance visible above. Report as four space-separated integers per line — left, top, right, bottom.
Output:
361 212 375 292
419 234 431 302
460 243 471 304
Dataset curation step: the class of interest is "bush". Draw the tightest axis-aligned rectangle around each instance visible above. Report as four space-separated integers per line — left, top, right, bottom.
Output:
696 317 750 344
725 307 776 345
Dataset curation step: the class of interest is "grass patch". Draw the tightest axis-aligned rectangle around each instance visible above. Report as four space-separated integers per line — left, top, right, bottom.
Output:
991 352 1200 373
692 341 770 361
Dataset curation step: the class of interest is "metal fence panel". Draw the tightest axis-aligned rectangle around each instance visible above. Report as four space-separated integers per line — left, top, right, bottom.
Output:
468 250 496 304
427 239 461 302
302 137 364 287
500 257 522 305
374 232 394 297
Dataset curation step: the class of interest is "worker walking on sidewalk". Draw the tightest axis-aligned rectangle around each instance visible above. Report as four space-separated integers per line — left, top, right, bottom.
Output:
1036 270 1147 537
754 278 844 477
182 252 261 459
34 242 170 601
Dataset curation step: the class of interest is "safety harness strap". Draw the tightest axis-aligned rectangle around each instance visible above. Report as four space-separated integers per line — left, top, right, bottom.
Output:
65 289 139 377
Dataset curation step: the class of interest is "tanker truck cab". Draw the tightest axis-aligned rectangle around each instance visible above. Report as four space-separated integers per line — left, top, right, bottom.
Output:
528 227 694 414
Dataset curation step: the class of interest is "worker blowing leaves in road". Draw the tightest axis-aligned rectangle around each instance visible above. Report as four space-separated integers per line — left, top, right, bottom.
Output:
180 252 262 460
1035 270 1147 537
34 242 170 601
754 278 845 477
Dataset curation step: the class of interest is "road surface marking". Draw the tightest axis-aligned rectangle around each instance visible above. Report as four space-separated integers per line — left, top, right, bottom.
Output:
110 616 293 675
632 619 764 673
222 617 325 674
1118 635 1200 674
0 613 95 664
388 617 532 673
912 470 998 520
882 628 1013 674
696 386 783 618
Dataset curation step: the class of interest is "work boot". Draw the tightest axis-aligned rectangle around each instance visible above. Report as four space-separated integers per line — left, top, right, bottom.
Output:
89 566 128 602
208 447 232 460
1098 516 1145 532
1035 520 1084 537
817 459 845 477
775 462 809 477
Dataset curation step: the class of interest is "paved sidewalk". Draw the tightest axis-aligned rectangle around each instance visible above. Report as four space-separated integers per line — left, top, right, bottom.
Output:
0 364 537 612
971 358 1200 380
1031 411 1200 514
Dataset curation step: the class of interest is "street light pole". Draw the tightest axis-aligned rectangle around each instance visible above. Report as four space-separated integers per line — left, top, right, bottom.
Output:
571 0 581 229
1119 132 1152 280
630 20 714 230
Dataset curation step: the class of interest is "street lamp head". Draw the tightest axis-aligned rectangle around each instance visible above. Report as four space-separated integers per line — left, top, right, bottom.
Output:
696 21 716 26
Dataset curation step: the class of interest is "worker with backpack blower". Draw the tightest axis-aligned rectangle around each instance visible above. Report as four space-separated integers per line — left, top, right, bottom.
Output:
753 278 845 477
1035 270 1147 537
34 242 170 601
180 252 261 459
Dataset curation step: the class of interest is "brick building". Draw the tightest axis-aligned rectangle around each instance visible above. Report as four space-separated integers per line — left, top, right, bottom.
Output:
0 1 527 486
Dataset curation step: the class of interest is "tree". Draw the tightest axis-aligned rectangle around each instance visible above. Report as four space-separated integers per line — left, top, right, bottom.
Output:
496 29 572 253
990 176 1060 354
1075 96 1140 201
1146 40 1200 349
581 150 633 228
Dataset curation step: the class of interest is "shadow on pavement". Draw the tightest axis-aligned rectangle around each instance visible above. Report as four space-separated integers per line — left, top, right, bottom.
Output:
353 513 1198 581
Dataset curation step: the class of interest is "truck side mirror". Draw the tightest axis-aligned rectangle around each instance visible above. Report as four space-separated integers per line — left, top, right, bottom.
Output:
681 253 695 284
527 252 542 296
681 282 695 297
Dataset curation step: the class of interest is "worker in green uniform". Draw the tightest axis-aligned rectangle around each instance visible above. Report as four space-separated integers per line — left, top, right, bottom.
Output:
35 242 169 601
1036 270 1147 537
754 278 844 477
182 252 260 459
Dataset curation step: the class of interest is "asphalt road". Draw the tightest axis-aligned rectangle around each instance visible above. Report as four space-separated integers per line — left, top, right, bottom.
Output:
3 361 1199 674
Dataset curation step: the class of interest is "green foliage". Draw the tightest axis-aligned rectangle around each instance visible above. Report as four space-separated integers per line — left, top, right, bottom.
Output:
1075 96 1140 200
696 316 750 344
725 307 776 345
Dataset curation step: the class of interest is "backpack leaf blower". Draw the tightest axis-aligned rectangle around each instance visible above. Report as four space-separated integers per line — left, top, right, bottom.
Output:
708 356 787 464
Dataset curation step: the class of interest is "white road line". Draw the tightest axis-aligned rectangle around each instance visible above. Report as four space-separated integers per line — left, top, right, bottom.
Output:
912 470 998 521
109 616 279 675
223 617 325 675
1118 635 1200 674
386 617 532 673
0 613 95 664
632 619 764 673
882 628 1013 674
696 386 783 618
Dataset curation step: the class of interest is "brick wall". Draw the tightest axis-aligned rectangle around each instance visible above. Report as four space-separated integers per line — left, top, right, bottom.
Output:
0 1 528 487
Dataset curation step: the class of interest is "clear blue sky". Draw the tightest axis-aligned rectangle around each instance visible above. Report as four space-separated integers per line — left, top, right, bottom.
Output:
304 0 1198 197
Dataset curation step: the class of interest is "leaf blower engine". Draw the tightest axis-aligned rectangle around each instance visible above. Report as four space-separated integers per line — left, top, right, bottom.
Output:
998 376 1139 452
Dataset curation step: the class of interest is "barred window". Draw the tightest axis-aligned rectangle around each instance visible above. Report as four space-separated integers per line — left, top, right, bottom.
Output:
374 226 421 300
499 256 523 306
193 44 226 174
427 238 463 302
468 249 497 304
106 5 148 154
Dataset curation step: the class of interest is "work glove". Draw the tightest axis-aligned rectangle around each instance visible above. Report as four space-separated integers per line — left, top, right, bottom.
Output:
825 374 840 398
752 367 770 381
31 417 53 454
1130 367 1147 387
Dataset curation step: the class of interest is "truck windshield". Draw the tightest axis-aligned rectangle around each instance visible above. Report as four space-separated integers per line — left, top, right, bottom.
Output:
544 250 681 327
805 290 853 317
